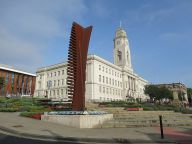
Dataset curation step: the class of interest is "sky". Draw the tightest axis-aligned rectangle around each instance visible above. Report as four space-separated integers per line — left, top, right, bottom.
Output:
0 0 192 87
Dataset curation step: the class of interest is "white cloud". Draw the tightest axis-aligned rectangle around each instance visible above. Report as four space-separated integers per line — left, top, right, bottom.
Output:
0 0 87 73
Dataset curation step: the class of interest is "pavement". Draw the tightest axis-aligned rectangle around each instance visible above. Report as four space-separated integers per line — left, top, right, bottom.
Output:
0 112 192 143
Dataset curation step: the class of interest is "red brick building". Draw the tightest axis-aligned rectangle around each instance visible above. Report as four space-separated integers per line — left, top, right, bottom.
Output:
0 65 36 97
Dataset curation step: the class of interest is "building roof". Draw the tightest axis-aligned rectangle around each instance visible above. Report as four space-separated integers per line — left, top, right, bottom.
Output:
0 64 36 76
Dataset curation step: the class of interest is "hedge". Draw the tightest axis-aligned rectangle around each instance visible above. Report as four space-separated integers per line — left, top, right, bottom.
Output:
0 108 18 112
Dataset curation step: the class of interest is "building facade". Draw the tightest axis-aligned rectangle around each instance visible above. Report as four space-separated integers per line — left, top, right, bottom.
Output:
34 27 149 102
0 64 36 97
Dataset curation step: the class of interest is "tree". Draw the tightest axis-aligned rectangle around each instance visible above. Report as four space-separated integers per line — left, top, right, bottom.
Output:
145 85 173 103
187 88 192 105
160 87 173 100
144 85 159 101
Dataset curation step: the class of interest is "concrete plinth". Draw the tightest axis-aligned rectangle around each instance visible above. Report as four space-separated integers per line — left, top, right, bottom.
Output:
41 114 113 128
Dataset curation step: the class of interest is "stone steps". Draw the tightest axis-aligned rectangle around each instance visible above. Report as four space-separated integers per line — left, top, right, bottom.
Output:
95 110 192 128
96 120 192 128
96 122 192 128
114 116 192 119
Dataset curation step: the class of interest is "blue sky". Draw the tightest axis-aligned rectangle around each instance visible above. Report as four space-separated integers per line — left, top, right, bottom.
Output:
0 0 192 87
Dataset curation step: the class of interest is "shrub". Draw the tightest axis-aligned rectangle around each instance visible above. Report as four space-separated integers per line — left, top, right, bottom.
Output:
181 109 192 114
0 97 7 103
20 112 42 118
143 107 154 111
18 105 51 113
0 108 18 112
6 98 20 103
99 101 142 107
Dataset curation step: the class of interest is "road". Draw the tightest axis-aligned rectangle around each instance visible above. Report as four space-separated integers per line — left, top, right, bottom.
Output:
0 132 90 144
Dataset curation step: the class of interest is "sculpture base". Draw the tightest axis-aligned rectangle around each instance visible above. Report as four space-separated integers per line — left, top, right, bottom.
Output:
41 111 113 128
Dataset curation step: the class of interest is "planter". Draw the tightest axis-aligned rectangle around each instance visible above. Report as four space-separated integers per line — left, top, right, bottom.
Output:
125 108 143 111
30 114 41 120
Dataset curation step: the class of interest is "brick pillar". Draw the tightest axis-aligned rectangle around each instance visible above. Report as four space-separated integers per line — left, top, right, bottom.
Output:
13 73 18 95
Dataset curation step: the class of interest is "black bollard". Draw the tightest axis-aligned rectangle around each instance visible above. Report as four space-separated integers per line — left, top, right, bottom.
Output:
159 115 164 139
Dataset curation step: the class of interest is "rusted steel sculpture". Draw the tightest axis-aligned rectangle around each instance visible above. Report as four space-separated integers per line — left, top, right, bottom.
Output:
67 22 92 111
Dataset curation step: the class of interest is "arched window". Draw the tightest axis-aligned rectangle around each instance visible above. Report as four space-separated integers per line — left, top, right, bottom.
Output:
117 50 122 61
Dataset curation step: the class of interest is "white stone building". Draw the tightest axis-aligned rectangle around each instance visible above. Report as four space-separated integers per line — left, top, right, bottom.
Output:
34 27 149 102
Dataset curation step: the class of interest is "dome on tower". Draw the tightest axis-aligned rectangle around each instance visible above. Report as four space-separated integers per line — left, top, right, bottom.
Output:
115 28 127 38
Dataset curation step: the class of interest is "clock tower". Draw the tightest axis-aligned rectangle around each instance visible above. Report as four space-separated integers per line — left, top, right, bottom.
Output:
113 27 132 71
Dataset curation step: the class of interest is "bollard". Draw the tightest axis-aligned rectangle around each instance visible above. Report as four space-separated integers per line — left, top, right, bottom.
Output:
159 115 164 139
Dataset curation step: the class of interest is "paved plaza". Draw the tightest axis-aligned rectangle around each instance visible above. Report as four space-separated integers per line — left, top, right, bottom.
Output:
0 112 192 143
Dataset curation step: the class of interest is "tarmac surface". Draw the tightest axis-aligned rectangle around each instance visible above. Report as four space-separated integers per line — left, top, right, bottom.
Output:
0 112 191 143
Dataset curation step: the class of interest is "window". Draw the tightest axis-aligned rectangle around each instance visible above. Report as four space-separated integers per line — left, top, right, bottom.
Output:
57 90 59 96
54 80 56 86
115 80 117 86
102 66 104 72
51 73 52 77
99 65 101 70
106 77 108 84
11 73 14 88
99 86 101 93
38 81 41 89
109 78 111 85
62 79 64 85
127 51 129 62
106 88 109 94
53 90 55 96
99 75 101 82
47 73 49 77
103 87 105 94
118 50 122 61
46 81 49 88
112 79 114 85
58 71 60 76
110 88 112 94
58 80 60 86
62 70 64 75
106 68 108 73
118 81 119 87
103 76 105 83
54 72 56 76
61 89 64 95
